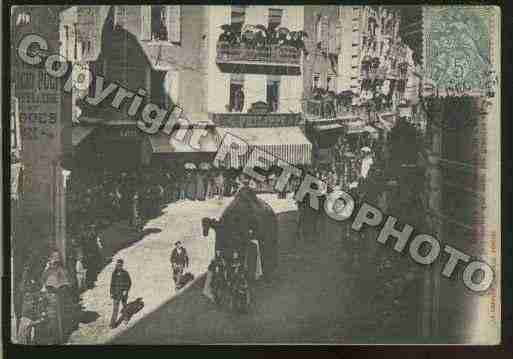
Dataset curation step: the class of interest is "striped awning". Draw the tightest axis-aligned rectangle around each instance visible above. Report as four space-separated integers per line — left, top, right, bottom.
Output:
215 127 312 168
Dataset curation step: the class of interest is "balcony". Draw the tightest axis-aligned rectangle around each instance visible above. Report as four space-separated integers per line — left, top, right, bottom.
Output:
216 42 301 76
302 99 365 122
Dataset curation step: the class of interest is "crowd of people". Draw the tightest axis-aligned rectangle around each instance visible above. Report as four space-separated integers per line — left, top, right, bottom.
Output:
206 249 252 314
16 251 78 345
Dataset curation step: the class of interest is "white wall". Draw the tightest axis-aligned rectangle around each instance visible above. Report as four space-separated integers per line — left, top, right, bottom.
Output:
207 6 231 113
206 6 304 114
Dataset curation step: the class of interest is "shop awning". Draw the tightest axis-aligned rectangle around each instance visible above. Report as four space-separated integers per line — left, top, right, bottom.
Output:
142 129 220 165
215 127 312 168
314 123 344 131
72 126 96 147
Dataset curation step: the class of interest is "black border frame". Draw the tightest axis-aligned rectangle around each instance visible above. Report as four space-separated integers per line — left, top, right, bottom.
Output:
3 1 512 358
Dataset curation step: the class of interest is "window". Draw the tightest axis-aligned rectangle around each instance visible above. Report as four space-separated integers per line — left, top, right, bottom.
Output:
151 6 168 41
327 75 336 92
73 24 78 61
143 6 181 43
268 8 283 32
312 73 320 90
114 6 127 28
229 74 245 112
231 5 246 33
266 76 280 112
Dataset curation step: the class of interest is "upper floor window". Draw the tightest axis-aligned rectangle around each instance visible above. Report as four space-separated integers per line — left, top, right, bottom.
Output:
231 5 246 34
151 6 168 41
141 6 181 44
64 25 70 59
229 74 245 113
114 6 127 28
327 75 336 92
312 73 320 90
268 8 283 33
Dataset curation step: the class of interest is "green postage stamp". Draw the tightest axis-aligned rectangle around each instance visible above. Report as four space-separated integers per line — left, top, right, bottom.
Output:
423 6 499 95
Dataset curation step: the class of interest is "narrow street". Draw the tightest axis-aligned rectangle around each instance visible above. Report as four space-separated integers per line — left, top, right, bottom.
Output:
67 191 420 344
66 194 299 344
106 204 368 344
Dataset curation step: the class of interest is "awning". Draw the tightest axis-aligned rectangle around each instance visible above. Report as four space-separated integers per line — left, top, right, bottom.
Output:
215 127 312 168
314 123 344 131
72 126 95 147
148 129 219 153
142 129 220 165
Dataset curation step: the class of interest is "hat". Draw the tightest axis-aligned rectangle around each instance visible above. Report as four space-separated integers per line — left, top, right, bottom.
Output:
175 241 182 246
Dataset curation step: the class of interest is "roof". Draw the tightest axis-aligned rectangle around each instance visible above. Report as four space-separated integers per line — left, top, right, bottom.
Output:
216 127 311 146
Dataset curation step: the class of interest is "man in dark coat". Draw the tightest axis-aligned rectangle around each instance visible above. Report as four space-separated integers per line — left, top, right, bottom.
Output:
110 259 132 328
170 241 189 289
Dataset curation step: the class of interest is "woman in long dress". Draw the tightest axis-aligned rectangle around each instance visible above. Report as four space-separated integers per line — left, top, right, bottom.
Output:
196 170 207 201
185 170 197 201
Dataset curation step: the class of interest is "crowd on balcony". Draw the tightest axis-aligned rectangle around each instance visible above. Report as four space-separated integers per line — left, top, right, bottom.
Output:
217 23 308 56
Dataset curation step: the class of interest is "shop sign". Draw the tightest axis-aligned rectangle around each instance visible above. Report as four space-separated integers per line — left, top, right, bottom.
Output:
211 113 302 128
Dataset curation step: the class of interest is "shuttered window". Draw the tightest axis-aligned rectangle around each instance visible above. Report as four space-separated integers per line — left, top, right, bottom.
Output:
114 6 127 27
167 5 181 44
141 6 151 40
328 24 337 54
268 8 283 32
320 17 329 52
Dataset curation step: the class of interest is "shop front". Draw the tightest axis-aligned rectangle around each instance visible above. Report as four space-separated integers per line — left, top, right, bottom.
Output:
211 111 311 168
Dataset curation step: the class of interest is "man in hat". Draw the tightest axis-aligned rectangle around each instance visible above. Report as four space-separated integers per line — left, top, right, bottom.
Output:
170 241 189 290
109 259 132 328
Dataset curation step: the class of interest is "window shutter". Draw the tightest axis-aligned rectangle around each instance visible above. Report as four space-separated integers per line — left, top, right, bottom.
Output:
165 70 180 107
328 24 337 54
167 5 181 43
141 6 151 40
321 17 329 52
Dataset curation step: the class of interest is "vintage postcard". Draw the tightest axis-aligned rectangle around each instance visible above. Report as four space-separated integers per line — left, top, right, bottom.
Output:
7 4 501 345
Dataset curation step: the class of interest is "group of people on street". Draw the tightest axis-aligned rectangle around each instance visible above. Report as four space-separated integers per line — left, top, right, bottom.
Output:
207 250 251 313
16 251 77 345
107 240 193 329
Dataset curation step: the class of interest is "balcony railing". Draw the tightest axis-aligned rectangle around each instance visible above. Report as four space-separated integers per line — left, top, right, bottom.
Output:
216 42 301 65
302 99 366 120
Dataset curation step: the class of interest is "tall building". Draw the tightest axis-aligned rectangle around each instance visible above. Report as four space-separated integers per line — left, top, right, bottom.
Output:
71 5 311 170
206 6 312 167
302 6 340 98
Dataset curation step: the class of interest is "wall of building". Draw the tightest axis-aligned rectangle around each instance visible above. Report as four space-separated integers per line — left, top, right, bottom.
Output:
12 6 72 266
206 5 304 114
303 5 339 97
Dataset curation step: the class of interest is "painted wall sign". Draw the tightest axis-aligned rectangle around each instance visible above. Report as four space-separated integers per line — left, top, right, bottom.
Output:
211 113 302 128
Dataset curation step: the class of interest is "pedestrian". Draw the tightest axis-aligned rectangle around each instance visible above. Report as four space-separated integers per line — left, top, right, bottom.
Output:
207 250 227 305
17 279 41 344
170 241 189 290
75 253 87 293
84 225 102 288
214 170 225 200
109 259 132 328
